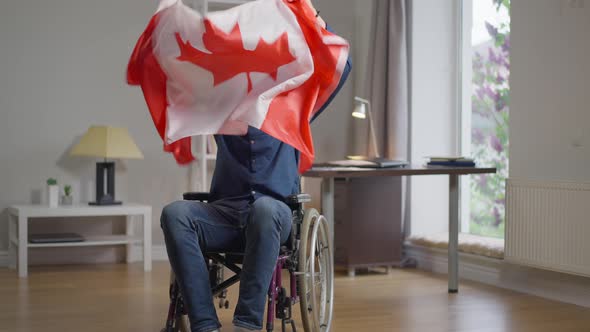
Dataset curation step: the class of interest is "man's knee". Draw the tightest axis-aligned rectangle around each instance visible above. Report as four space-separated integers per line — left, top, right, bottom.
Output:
160 201 194 233
249 197 291 234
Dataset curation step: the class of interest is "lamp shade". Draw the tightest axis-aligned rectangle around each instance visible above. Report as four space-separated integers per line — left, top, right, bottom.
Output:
352 96 370 119
352 103 367 119
70 126 144 159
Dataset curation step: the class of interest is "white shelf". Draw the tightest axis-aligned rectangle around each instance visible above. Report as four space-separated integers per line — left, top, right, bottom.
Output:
8 203 152 277
27 235 142 248
7 203 151 218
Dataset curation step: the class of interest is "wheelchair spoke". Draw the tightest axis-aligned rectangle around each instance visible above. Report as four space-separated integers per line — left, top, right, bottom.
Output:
317 277 325 286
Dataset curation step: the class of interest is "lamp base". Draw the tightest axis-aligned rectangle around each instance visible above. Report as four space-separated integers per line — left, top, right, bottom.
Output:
93 161 122 206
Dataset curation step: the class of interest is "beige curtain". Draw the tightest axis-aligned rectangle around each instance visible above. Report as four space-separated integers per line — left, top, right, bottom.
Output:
354 0 410 160
351 0 412 240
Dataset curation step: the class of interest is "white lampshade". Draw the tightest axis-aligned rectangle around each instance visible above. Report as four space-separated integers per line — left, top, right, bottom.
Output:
70 126 144 159
352 103 367 119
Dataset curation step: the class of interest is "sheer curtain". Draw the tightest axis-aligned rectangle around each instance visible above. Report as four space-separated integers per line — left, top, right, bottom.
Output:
355 0 411 160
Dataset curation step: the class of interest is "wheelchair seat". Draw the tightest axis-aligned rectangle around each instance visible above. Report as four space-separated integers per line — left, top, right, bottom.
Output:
182 191 299 265
204 245 292 266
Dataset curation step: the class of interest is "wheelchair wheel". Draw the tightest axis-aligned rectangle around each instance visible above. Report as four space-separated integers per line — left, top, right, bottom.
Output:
298 208 334 332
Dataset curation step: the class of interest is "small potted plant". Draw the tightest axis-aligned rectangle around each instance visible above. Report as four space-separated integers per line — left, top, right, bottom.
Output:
62 185 73 205
47 178 59 208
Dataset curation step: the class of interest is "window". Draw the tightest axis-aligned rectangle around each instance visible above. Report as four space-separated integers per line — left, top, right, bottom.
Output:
460 0 510 238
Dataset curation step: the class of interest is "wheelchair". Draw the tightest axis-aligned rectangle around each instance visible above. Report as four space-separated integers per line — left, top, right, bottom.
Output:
162 192 334 332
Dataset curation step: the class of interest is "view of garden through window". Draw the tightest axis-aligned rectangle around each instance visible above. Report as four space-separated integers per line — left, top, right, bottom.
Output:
468 0 510 238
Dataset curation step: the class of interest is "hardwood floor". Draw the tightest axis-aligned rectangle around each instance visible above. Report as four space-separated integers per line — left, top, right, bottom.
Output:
1 262 589 332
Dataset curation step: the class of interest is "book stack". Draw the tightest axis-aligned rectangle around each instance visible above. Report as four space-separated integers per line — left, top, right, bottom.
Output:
426 156 476 167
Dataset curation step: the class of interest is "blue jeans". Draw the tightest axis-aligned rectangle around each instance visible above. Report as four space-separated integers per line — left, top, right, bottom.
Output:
160 195 292 332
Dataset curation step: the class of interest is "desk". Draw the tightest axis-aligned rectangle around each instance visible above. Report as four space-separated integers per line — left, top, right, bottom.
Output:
7 203 152 278
304 165 496 293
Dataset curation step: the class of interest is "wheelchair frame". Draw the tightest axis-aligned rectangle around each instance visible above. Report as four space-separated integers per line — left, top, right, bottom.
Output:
162 192 333 332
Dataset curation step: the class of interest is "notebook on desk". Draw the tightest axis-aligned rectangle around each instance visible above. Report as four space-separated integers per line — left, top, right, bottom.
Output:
322 158 408 168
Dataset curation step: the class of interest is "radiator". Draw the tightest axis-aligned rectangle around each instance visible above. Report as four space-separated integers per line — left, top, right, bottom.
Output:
505 179 590 277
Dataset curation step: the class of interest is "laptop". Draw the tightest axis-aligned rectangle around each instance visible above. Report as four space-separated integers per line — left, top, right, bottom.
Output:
29 233 85 244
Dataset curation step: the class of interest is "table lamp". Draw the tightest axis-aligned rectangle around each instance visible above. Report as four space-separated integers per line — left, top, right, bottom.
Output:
350 96 380 160
70 126 144 205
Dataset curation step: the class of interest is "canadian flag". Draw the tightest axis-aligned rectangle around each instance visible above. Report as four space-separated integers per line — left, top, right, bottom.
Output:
127 0 350 172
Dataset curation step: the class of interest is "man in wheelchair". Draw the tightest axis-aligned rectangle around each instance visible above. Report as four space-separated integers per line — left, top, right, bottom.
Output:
160 2 352 331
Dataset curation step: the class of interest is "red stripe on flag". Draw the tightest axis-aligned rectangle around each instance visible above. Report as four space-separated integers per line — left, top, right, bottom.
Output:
261 0 346 173
127 12 194 165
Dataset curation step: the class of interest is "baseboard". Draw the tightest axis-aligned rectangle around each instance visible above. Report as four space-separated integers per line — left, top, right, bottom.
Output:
128 244 168 262
1 245 168 267
0 250 8 267
405 244 590 308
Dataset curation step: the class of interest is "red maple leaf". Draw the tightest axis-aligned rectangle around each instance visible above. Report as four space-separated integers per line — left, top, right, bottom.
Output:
175 20 297 93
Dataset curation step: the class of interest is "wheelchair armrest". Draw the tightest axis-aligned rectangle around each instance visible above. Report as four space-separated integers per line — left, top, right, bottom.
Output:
286 193 311 206
183 192 211 202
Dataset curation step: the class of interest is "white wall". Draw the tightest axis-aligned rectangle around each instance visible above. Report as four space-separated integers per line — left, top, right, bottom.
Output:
0 0 360 263
510 0 590 182
0 0 194 262
410 0 460 236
